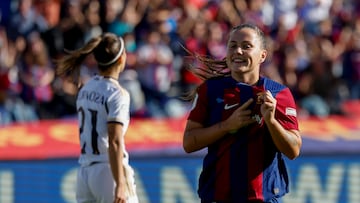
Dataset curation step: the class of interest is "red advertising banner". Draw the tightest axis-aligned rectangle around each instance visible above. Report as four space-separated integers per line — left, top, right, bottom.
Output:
0 117 188 160
1 101 359 160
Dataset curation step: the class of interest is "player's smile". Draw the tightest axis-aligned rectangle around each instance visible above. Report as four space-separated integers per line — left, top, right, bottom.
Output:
229 56 251 72
231 57 248 66
231 58 249 70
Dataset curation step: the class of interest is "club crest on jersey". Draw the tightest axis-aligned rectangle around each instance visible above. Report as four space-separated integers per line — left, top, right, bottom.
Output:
256 92 265 104
252 114 263 125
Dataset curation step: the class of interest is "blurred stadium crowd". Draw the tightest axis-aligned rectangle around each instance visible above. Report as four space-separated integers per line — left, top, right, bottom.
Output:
0 0 359 125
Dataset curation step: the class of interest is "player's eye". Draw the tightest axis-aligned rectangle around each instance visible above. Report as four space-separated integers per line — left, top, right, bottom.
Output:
241 44 252 50
229 43 237 48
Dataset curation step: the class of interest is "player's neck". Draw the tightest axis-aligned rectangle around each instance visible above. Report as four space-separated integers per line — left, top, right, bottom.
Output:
231 73 259 86
99 70 119 80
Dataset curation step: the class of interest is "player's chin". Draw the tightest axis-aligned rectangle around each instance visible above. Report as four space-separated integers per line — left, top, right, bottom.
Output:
230 66 250 74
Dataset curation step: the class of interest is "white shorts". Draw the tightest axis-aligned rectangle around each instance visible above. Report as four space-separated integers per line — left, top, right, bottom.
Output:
76 162 138 203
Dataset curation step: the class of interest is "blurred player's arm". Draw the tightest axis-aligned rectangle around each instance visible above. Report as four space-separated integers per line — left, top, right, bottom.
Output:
108 123 127 202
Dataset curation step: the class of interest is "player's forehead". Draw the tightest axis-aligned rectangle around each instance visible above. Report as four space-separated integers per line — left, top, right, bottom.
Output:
228 27 260 45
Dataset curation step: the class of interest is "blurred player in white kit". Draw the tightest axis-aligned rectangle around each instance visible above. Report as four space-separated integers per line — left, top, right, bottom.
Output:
56 32 138 203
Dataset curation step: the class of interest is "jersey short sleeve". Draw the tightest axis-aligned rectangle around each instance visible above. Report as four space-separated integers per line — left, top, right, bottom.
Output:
275 87 299 131
105 81 131 166
107 88 130 127
188 82 209 124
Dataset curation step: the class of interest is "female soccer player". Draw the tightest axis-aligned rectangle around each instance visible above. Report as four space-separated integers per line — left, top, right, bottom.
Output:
183 23 302 203
57 33 138 203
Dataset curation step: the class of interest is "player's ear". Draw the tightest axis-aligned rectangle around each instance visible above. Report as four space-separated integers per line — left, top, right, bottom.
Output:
260 49 267 63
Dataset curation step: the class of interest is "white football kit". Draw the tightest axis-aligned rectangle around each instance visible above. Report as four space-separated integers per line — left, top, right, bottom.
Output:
75 75 138 203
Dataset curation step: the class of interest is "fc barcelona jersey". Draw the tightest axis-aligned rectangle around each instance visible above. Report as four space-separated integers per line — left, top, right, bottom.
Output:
188 76 299 202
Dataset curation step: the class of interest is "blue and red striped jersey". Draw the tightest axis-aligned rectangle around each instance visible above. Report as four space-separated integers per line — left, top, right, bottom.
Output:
188 76 299 202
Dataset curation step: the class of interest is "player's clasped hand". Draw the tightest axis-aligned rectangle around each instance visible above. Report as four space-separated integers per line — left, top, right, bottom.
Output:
225 98 256 132
259 90 277 122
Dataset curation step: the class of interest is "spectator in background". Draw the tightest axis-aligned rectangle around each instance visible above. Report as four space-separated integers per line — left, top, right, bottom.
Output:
0 26 38 124
0 0 359 124
119 33 147 117
35 0 63 59
296 29 350 117
207 22 228 60
83 0 103 43
107 0 147 37
216 0 246 27
0 26 16 125
18 32 55 119
342 19 360 99
180 19 209 92
58 0 85 51
277 45 301 91
7 0 48 41
136 29 185 117
0 87 12 125
100 0 126 31
297 60 333 117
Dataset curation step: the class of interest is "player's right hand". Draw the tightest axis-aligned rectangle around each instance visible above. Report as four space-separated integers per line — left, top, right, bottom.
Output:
114 185 127 203
225 98 256 132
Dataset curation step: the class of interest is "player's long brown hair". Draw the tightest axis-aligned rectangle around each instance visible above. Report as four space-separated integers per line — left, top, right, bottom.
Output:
56 33 124 86
182 23 266 101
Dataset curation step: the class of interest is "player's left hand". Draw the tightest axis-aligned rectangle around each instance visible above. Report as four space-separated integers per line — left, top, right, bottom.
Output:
259 90 276 122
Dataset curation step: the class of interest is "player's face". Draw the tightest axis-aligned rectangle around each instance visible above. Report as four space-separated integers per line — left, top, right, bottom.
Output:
226 27 267 80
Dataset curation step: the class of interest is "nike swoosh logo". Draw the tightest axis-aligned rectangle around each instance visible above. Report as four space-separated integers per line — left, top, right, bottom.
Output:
224 103 239 110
